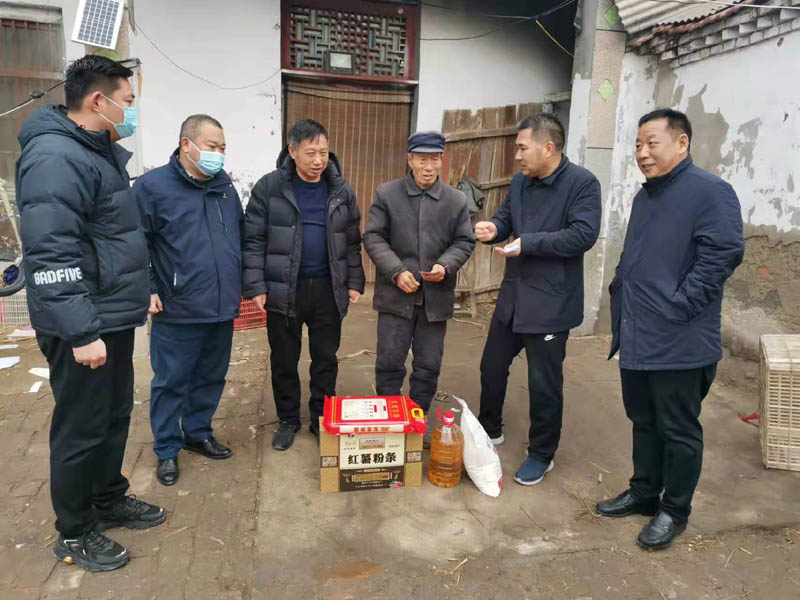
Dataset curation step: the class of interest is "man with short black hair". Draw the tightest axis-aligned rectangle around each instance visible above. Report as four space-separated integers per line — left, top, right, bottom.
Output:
243 119 365 450
16 55 164 572
135 114 242 486
363 131 475 443
595 108 744 550
474 113 602 487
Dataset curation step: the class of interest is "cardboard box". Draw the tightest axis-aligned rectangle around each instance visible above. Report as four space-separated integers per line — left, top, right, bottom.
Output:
320 396 425 493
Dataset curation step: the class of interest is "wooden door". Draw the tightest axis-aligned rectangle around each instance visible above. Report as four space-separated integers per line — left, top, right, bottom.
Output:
284 80 412 282
440 102 542 301
0 17 64 259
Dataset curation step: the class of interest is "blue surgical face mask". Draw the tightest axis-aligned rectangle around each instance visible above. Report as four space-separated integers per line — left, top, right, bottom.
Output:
188 139 225 177
97 94 137 139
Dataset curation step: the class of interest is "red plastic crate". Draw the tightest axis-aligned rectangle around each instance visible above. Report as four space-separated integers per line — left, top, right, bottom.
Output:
234 298 266 331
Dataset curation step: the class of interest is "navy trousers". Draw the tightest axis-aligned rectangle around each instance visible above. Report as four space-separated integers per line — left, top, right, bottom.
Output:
375 307 447 412
149 320 234 460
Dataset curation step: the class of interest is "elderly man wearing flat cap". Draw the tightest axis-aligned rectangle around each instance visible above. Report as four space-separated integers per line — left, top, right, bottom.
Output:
364 131 475 443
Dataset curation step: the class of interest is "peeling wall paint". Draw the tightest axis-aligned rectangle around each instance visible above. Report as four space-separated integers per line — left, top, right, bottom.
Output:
565 74 592 165
600 30 800 347
130 0 283 202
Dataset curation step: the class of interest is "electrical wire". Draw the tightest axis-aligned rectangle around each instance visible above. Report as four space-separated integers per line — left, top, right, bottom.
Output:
420 0 578 41
137 24 281 91
420 1 556 19
535 20 574 58
642 0 798 10
0 80 64 119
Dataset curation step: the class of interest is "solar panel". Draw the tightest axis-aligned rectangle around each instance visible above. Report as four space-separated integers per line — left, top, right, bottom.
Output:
71 0 124 50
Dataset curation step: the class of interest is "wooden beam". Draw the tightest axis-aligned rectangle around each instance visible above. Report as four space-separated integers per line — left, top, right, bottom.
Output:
477 176 513 190
445 126 517 143
0 66 62 80
544 91 571 103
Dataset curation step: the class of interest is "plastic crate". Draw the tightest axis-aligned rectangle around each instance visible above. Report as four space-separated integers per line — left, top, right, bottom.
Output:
234 298 266 331
759 335 800 471
0 289 29 325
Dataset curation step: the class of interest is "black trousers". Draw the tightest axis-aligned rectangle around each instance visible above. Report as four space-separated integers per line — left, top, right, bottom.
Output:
478 310 568 462
267 278 341 426
621 365 717 523
37 329 135 537
375 306 447 412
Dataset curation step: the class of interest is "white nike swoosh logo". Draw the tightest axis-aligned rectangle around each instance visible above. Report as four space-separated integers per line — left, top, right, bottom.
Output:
544 335 555 341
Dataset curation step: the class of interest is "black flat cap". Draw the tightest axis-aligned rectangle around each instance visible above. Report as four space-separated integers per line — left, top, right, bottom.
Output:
407 130 445 154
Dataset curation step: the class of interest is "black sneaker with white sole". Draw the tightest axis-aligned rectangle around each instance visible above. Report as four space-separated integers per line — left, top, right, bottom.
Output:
94 495 166 531
53 531 129 572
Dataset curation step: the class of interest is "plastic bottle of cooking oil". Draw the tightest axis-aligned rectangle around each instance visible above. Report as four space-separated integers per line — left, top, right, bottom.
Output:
428 410 464 488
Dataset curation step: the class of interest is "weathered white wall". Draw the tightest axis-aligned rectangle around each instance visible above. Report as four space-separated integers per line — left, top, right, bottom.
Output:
416 0 573 131
131 0 282 202
9 0 282 203
602 31 800 361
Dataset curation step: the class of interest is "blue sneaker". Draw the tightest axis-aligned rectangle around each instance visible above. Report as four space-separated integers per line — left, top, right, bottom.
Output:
514 456 554 486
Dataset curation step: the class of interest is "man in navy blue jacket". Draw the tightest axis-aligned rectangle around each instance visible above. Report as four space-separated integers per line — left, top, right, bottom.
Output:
595 109 744 550
134 114 243 486
474 114 602 487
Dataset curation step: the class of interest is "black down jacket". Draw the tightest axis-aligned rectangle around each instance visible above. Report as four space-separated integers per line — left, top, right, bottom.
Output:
15 105 149 346
242 148 365 318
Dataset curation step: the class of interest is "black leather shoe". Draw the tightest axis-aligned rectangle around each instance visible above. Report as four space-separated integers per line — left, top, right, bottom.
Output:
309 421 320 439
272 421 301 451
157 457 179 486
184 436 232 460
637 511 687 550
596 490 659 518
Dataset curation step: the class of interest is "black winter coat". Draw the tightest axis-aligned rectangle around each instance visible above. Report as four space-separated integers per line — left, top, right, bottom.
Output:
16 105 149 346
609 157 744 370
134 152 243 324
242 149 365 318
488 156 602 334
363 175 475 322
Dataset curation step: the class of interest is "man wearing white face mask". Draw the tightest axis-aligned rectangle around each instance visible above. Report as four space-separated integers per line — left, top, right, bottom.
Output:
134 114 243 486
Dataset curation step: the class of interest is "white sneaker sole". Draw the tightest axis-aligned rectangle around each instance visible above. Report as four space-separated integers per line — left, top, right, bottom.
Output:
491 434 505 446
514 460 554 486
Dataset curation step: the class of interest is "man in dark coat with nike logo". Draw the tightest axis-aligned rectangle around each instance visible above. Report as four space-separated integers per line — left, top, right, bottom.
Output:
474 113 602 487
242 119 365 451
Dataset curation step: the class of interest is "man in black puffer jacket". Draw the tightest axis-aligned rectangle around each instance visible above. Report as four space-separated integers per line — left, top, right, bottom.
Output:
243 119 365 450
16 56 164 573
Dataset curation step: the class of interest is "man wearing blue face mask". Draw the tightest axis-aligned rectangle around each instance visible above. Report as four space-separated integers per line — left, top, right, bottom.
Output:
134 114 243 486
17 55 164 572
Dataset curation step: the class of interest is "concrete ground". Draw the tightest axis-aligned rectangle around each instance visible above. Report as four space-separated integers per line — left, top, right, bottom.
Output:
1 291 799 599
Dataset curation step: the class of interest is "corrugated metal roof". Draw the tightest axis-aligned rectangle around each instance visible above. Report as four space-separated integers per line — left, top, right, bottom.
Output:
616 0 739 34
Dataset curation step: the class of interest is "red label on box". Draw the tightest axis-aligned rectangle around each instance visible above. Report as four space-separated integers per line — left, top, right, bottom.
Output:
323 396 426 435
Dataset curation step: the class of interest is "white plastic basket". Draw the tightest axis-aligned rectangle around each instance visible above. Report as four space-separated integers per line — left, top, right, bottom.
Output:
759 334 800 471
0 288 30 326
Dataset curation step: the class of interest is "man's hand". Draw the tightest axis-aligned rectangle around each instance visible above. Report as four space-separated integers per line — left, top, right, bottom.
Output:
474 221 498 242
149 294 163 314
252 293 267 313
494 237 522 257
395 270 420 294
73 339 107 370
348 289 362 304
420 264 446 283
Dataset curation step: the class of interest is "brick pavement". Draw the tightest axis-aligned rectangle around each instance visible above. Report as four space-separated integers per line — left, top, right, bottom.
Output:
0 328 267 600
